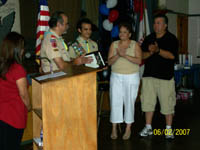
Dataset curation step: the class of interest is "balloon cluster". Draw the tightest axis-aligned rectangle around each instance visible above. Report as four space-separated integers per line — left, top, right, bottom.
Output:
99 0 119 38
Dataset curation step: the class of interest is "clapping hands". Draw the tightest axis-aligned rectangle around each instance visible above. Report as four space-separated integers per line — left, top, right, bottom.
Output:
148 42 159 54
117 48 127 57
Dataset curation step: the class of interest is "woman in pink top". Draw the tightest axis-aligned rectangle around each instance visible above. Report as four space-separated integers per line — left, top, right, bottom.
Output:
0 32 31 150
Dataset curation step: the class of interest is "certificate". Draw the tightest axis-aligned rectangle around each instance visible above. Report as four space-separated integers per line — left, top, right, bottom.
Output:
84 51 105 68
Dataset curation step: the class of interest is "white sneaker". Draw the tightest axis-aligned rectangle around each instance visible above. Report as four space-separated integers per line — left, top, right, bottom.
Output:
139 127 153 137
165 129 175 140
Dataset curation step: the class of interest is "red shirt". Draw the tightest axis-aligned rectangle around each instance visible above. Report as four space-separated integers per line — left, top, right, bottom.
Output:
0 63 28 129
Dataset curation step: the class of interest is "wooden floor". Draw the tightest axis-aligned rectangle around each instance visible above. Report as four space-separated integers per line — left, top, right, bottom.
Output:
21 89 200 150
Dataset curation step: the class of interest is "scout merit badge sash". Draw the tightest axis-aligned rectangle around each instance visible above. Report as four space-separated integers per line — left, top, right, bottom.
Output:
71 40 86 56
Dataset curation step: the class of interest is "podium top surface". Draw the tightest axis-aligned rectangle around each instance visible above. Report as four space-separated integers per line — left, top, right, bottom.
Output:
32 65 103 83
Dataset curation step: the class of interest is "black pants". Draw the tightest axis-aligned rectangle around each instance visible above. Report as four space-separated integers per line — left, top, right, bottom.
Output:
0 120 24 150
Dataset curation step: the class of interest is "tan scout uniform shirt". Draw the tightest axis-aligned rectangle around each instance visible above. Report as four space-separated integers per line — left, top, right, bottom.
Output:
68 36 98 58
111 40 139 74
40 30 70 72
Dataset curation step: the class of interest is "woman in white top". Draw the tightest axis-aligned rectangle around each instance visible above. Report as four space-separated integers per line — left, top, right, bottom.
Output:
108 22 142 140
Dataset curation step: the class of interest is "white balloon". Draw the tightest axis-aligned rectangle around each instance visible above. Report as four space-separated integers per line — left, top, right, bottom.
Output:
106 0 118 9
103 19 113 31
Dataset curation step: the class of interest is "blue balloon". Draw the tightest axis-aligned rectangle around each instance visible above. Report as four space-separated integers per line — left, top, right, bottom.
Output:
1 0 7 5
99 4 109 16
111 25 119 38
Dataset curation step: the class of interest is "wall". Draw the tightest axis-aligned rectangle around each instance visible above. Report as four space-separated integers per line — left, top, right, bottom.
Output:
0 0 21 32
188 0 200 64
162 0 200 64
0 0 21 44
19 0 81 42
19 0 38 39
165 0 188 36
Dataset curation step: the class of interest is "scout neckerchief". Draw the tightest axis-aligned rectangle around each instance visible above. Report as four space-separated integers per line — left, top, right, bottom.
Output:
60 38 68 51
85 40 90 53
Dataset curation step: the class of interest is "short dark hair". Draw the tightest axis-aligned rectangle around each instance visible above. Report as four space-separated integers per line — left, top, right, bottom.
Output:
76 18 93 30
154 14 168 25
0 32 24 79
48 11 66 28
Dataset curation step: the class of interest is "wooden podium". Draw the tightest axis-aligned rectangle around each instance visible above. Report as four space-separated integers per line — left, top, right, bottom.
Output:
32 65 101 150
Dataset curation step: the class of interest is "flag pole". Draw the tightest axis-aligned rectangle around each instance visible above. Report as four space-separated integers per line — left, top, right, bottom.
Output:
35 0 50 64
143 0 146 38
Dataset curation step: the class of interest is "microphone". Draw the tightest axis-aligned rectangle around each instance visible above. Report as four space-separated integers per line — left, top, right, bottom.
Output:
24 52 53 74
24 52 40 59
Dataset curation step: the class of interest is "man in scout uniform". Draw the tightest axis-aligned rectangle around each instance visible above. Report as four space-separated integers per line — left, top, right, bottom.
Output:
69 18 98 59
40 11 92 73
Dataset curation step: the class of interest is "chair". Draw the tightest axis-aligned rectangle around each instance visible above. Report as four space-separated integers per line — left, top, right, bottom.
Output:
97 80 109 129
97 69 110 130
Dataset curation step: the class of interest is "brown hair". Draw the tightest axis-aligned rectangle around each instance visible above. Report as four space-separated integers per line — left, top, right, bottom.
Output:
119 22 134 39
0 32 24 79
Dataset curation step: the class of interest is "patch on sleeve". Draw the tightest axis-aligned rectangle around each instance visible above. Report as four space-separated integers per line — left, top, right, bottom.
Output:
50 35 57 48
53 49 59 51
51 35 56 38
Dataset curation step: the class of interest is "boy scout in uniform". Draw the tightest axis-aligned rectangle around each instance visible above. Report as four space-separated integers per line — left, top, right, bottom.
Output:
69 18 98 59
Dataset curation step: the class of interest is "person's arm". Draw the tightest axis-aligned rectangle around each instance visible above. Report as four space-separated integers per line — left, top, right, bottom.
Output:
53 57 71 70
158 48 175 59
54 55 93 69
68 46 77 59
108 42 120 66
16 78 31 111
122 42 142 65
141 37 154 60
142 51 153 59
73 55 93 65
149 42 175 59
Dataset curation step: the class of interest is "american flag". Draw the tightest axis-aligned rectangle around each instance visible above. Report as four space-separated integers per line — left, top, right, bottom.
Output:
35 0 50 56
